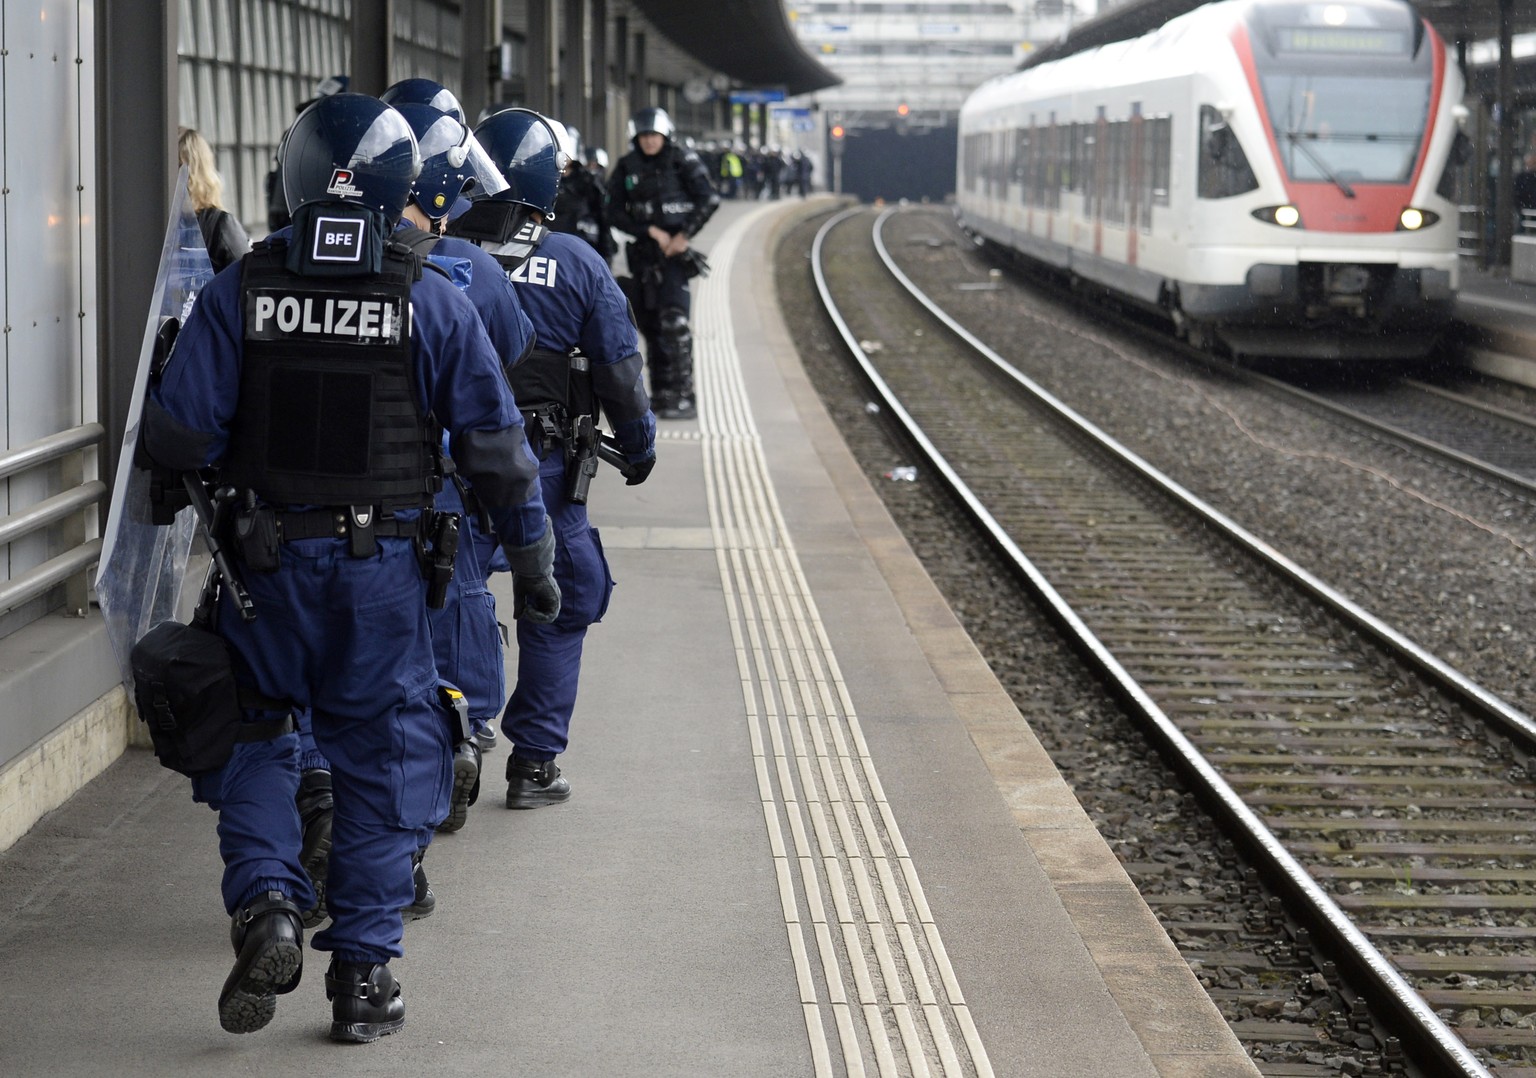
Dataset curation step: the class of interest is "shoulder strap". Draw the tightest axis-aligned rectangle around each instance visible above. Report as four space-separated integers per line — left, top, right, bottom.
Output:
393 224 441 257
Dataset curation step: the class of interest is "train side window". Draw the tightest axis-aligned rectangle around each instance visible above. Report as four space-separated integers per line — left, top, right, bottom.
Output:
1435 130 1471 201
1066 122 1078 192
1152 116 1172 207
1079 123 1095 197
1198 104 1259 199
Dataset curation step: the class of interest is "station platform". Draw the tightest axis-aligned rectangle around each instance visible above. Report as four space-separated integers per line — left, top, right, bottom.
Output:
0 199 1258 1076
1453 263 1536 385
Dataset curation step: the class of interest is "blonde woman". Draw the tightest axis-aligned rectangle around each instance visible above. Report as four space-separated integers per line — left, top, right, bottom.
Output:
178 127 251 272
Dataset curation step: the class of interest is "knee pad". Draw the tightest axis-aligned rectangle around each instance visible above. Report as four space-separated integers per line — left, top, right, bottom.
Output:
659 307 690 337
658 307 692 361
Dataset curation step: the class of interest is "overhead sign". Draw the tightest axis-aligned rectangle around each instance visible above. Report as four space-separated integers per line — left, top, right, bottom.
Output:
730 89 786 104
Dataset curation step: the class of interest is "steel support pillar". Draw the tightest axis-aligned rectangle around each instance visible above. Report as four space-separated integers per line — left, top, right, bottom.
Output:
527 0 555 114
1494 0 1515 266
351 0 391 96
559 0 589 137
97 2 176 492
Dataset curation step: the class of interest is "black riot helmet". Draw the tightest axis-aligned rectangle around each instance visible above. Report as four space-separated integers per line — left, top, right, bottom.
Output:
627 106 675 144
280 93 420 224
394 103 508 221
380 78 466 125
472 108 562 216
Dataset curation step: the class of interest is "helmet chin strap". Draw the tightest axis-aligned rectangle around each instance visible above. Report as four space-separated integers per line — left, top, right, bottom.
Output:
483 212 548 270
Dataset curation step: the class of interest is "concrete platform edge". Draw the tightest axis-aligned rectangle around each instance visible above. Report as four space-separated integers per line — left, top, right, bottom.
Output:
0 684 136 852
751 199 1259 1076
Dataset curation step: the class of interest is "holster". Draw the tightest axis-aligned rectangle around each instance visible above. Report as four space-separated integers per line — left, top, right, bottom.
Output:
417 510 461 609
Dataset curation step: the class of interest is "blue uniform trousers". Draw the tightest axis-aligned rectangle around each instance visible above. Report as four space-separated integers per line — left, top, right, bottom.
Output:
497 452 615 759
193 537 452 963
427 480 505 734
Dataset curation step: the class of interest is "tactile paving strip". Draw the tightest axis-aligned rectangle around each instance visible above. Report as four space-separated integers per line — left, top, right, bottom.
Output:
691 206 995 1078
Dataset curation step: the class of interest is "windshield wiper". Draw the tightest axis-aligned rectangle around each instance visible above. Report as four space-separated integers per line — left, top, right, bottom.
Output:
1285 131 1355 198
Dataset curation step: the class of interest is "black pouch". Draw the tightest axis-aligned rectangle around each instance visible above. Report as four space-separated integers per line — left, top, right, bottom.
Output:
130 621 245 777
233 502 281 573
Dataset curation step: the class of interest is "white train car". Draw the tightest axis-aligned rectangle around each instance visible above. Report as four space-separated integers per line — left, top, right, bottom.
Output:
956 0 1467 361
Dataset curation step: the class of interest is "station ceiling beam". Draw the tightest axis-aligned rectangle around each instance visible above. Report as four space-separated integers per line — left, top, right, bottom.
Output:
625 0 841 95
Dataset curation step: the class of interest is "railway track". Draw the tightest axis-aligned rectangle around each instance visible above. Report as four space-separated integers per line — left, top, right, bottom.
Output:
1251 376 1536 501
947 208 1536 505
805 205 1536 1077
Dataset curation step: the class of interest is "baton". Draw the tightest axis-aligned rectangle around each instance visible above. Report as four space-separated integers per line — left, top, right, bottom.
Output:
184 474 257 623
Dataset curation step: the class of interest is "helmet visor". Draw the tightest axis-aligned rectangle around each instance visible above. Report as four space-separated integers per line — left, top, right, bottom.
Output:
461 136 510 200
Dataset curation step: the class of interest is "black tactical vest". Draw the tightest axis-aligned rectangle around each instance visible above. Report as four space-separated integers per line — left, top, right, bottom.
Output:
619 146 695 231
223 243 438 510
506 347 594 418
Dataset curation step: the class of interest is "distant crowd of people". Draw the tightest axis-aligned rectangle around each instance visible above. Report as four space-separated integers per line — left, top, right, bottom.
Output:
695 142 815 200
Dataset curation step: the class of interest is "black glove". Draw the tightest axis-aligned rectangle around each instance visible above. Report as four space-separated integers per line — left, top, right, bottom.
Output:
625 454 656 486
513 571 561 624
503 520 560 624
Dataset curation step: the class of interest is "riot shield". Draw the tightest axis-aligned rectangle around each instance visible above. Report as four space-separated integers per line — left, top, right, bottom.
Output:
95 166 214 687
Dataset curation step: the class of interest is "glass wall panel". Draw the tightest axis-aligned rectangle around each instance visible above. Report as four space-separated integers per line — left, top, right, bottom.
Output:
177 0 365 234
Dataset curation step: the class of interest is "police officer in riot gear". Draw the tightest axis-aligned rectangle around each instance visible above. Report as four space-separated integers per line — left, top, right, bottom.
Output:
275 99 528 929
138 93 559 1043
380 77 466 124
392 100 537 833
549 124 616 264
451 108 657 808
606 106 719 419
265 74 348 232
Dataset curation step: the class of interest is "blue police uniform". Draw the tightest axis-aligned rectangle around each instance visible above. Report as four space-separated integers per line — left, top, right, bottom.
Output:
492 230 655 771
141 242 548 965
414 230 535 737
276 229 534 872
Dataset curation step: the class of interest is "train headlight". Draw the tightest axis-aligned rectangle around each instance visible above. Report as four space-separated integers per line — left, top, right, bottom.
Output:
1252 205 1301 228
1397 208 1439 231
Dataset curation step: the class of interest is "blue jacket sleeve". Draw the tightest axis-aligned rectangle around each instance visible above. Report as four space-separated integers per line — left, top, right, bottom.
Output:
410 273 549 549
569 242 656 461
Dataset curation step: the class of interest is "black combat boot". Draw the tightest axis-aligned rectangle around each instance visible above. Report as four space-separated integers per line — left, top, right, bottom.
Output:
473 725 498 752
218 891 304 1034
296 768 334 927
326 958 406 1043
505 755 572 809
438 739 481 833
401 849 435 921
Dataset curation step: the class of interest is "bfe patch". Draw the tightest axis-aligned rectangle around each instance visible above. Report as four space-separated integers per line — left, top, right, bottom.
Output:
312 216 366 263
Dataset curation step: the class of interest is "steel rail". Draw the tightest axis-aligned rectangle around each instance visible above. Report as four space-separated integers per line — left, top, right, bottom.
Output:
1245 372 1536 499
808 203 1495 1078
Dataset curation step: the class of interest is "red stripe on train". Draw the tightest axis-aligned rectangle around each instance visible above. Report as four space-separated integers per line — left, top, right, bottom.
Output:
1229 20 1445 234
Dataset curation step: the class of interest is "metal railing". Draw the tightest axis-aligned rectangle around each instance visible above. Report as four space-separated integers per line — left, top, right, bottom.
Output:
0 423 108 620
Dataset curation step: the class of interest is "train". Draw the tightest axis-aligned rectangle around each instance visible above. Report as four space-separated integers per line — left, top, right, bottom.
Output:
955 0 1469 362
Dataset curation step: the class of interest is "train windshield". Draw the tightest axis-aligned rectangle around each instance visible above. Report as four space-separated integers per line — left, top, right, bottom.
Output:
1259 73 1431 185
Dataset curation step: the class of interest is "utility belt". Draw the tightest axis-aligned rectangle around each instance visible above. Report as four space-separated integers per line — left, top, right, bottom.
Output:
227 498 461 607
271 507 420 544
521 400 601 505
520 403 573 456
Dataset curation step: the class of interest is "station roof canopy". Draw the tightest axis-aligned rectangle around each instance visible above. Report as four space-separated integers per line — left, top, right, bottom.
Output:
1023 0 1536 71
628 0 841 96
